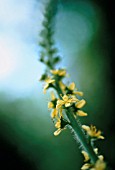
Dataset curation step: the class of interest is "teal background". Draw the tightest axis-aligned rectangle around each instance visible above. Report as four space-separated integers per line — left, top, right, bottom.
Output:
0 0 114 169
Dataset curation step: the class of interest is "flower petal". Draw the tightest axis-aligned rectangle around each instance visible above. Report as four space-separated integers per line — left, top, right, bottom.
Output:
77 110 87 116
51 91 56 100
51 109 58 118
65 102 71 107
48 102 54 109
74 91 83 96
54 128 62 136
82 125 90 131
69 82 75 91
81 163 92 170
75 99 86 108
81 151 90 162
62 95 69 101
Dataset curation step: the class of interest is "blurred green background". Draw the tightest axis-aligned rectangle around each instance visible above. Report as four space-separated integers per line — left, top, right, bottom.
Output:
0 0 114 169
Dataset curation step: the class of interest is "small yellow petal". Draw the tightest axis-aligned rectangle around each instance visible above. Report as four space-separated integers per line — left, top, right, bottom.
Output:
82 125 90 131
59 81 66 91
98 135 104 139
51 109 58 118
45 78 55 83
62 95 69 101
74 91 83 96
81 163 92 170
70 95 79 102
55 121 61 128
69 82 75 91
43 84 49 94
54 128 62 136
57 100 64 105
75 99 86 108
94 160 106 170
48 102 54 109
77 110 87 116
58 70 66 76
51 91 56 101
50 79 55 83
81 151 90 162
50 70 58 75
56 104 62 109
65 102 71 107
56 100 64 109
98 155 104 161
50 69 66 76
94 148 98 154
44 83 48 90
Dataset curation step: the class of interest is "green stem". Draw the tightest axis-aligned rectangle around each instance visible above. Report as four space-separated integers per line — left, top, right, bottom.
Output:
55 82 63 99
55 82 98 163
66 108 98 163
40 0 100 166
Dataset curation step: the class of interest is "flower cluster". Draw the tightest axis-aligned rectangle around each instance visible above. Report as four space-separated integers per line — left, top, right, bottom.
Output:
81 149 106 170
40 68 88 136
80 126 105 169
40 68 106 169
82 125 104 140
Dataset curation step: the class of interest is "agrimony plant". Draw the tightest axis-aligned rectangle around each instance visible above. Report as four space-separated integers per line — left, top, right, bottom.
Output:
38 0 107 169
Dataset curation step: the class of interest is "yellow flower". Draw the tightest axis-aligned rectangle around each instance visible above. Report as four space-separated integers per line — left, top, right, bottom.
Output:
75 99 87 116
98 155 104 161
48 92 58 118
75 99 86 108
43 77 55 93
59 81 66 93
94 148 98 154
94 148 104 161
50 69 66 77
81 149 104 164
91 160 106 170
48 102 54 108
68 82 83 96
50 91 56 101
53 117 61 136
54 128 62 136
82 125 104 139
54 117 67 136
81 163 92 170
80 140 105 170
56 94 78 109
49 105 58 118
55 119 61 128
81 160 106 170
81 151 90 162
77 110 87 117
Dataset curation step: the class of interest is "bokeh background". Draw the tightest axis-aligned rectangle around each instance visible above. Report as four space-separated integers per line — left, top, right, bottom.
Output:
0 0 114 169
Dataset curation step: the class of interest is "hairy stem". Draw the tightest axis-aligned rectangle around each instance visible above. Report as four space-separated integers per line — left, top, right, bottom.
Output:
55 82 98 163
66 108 98 163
